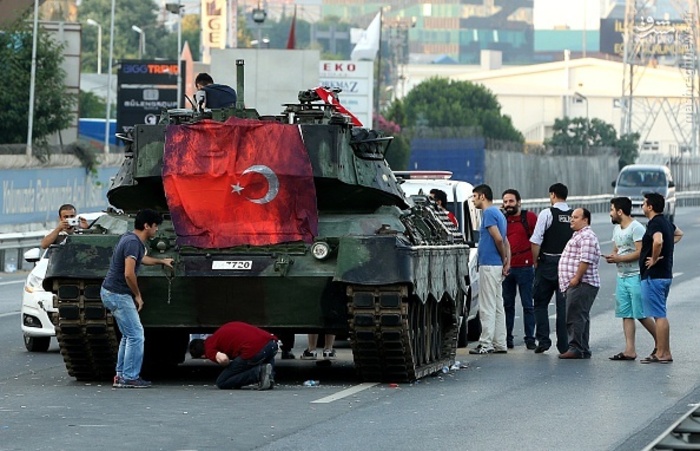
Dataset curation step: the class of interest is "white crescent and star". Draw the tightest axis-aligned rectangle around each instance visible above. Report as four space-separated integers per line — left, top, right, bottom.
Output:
230 165 279 205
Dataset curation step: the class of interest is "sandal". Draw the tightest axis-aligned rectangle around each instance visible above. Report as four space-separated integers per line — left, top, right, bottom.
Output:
609 352 636 361
640 355 674 364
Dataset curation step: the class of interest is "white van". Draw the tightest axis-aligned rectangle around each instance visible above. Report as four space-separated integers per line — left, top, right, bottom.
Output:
393 171 482 347
612 164 676 222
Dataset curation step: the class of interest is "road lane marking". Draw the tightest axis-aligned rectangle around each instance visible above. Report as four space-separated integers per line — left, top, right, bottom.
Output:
311 382 378 404
0 280 24 286
0 312 19 318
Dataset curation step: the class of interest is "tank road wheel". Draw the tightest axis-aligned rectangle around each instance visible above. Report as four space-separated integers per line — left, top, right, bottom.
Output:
347 285 458 382
53 278 118 381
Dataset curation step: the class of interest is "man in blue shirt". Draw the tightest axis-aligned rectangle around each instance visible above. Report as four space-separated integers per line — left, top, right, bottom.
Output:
470 184 510 354
195 73 237 109
101 209 174 388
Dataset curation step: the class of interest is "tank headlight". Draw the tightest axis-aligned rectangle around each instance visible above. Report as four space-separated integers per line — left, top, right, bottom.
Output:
310 241 331 260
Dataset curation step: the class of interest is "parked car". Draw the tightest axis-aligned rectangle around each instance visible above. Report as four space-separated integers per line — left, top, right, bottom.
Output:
21 212 105 352
394 171 482 347
612 164 676 222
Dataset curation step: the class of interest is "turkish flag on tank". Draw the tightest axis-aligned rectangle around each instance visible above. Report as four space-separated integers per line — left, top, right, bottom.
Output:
162 117 318 248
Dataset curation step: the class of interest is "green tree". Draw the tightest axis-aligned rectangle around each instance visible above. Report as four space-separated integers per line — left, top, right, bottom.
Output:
395 77 523 142
546 116 618 153
79 90 107 118
615 132 640 169
0 17 76 146
79 0 171 73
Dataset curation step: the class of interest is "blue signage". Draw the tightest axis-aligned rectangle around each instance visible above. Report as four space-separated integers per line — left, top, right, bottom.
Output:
0 166 120 226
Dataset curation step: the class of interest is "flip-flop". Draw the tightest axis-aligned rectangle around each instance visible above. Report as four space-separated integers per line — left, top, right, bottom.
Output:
640 355 674 364
609 352 636 361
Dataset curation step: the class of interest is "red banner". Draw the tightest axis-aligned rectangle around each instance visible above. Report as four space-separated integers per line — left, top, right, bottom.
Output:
163 117 318 248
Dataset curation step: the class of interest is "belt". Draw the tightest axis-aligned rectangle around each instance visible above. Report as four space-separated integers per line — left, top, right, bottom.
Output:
542 252 562 257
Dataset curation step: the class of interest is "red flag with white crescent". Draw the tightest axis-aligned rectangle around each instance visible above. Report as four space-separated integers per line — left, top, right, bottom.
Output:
162 117 318 248
314 87 363 127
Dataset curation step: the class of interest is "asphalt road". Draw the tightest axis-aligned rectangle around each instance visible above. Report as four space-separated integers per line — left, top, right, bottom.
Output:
0 207 698 451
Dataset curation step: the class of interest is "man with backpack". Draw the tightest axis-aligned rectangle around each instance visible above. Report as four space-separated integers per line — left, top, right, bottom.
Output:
502 189 538 350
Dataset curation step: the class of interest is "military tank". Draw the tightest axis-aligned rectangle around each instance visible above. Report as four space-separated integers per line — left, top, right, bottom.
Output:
43 60 472 382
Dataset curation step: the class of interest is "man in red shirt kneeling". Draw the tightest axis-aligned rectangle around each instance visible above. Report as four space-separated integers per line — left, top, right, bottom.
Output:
189 322 278 390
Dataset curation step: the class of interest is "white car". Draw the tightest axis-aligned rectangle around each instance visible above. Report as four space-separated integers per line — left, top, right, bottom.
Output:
21 247 56 351
394 171 482 347
21 212 105 352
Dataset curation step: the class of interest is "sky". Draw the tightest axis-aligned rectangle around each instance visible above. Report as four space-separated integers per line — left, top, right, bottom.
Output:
533 0 603 30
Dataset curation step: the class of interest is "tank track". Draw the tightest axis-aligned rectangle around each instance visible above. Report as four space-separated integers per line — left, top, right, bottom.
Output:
52 278 118 381
347 284 457 382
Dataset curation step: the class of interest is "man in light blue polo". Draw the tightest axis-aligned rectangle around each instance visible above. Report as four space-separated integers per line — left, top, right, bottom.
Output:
469 184 510 355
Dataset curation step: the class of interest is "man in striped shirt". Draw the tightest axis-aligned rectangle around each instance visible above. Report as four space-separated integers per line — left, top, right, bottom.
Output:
557 208 601 359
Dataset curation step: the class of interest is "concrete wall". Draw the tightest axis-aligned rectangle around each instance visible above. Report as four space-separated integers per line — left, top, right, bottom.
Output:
484 150 619 200
210 49 320 116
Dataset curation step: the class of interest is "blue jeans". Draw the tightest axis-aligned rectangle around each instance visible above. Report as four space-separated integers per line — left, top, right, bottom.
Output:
100 287 144 381
216 340 278 389
502 266 535 344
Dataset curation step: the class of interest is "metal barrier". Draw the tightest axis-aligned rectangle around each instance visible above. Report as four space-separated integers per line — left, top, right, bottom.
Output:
521 191 700 214
0 231 47 272
643 403 700 450
0 191 698 271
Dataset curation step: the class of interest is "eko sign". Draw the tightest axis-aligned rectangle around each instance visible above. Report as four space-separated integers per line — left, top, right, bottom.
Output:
319 61 374 128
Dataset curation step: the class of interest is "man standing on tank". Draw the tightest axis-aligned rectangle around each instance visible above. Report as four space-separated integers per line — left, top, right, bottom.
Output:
469 184 510 354
501 189 538 350
530 183 574 354
194 73 237 109
101 209 174 388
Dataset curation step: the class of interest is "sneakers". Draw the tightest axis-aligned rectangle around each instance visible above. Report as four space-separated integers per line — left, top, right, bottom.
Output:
469 345 494 355
525 341 537 350
322 349 336 360
281 350 296 360
506 341 514 349
113 375 124 388
119 377 152 388
493 348 508 354
301 349 317 360
258 363 273 390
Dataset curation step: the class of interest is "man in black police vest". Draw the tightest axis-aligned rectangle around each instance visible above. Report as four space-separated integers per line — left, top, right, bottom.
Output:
529 183 574 354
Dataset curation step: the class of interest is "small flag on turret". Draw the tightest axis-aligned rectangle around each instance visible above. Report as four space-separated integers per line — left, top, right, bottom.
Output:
286 5 297 50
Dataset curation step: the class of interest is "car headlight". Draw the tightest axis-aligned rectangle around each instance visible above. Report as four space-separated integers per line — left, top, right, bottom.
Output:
24 272 44 293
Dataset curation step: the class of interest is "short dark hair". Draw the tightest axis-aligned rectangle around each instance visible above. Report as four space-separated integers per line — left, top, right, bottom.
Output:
644 192 665 213
195 73 214 86
549 183 568 200
502 188 521 202
189 338 205 359
610 197 632 216
432 189 448 206
581 207 591 224
134 209 163 231
473 184 494 201
58 204 76 216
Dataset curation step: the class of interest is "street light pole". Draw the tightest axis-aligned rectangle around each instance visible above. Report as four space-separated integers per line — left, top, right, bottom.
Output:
574 91 589 150
86 19 102 74
166 1 184 107
103 0 115 154
26 0 39 156
132 25 145 59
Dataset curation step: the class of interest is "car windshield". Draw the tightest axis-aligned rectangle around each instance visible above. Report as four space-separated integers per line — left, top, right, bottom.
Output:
618 170 666 187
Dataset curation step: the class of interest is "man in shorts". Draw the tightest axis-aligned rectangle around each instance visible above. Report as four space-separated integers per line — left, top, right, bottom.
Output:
639 193 683 364
604 197 656 361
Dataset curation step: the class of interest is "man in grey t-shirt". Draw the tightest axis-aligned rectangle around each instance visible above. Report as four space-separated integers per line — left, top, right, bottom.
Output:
101 209 174 388
604 197 656 361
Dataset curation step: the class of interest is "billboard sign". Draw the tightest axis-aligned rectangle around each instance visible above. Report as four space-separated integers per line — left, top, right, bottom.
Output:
117 60 179 133
600 17 694 57
319 60 373 127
